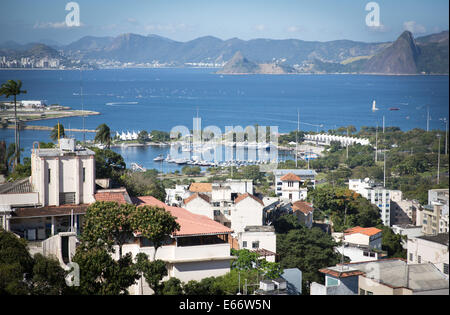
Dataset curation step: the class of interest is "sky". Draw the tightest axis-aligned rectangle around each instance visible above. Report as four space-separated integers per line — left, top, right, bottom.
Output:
0 0 448 45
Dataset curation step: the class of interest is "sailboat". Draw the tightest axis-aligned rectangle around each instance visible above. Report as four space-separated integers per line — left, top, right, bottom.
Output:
372 100 379 112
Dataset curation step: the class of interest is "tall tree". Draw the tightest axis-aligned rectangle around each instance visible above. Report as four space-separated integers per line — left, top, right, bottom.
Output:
50 123 65 142
0 80 27 167
131 205 180 260
95 124 112 149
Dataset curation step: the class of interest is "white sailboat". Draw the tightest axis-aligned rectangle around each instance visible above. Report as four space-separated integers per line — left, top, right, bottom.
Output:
372 100 379 111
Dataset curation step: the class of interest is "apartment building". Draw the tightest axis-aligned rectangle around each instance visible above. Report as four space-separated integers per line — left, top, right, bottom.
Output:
349 178 391 226
273 169 317 201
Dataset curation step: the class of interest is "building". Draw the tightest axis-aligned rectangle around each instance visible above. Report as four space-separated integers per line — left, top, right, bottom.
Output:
291 201 314 228
335 243 386 263
1 140 96 240
343 226 383 250
276 173 308 202
417 204 447 236
237 226 277 262
429 189 449 234
349 178 391 226
273 169 317 195
407 233 449 276
21 100 46 108
390 190 421 225
183 193 213 220
312 259 449 295
304 134 370 147
127 196 235 295
165 184 190 206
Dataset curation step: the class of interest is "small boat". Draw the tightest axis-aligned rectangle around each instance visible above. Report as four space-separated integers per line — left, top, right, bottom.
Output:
372 100 379 112
153 155 164 162
389 107 400 111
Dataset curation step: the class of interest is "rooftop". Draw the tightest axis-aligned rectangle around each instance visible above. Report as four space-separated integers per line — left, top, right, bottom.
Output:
183 193 211 205
280 173 302 182
11 204 89 218
417 233 449 246
94 188 133 205
292 201 314 214
33 147 95 157
0 177 33 194
244 225 275 233
189 183 212 193
345 226 382 237
132 196 233 237
234 193 264 206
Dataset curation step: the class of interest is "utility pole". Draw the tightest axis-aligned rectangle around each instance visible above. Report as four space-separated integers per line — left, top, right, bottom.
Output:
384 149 386 188
445 118 448 155
437 134 441 184
375 124 378 163
296 109 299 168
383 116 385 134
80 68 86 146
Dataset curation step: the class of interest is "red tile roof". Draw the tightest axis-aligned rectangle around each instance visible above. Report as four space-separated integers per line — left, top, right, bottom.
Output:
133 196 233 237
292 201 314 214
12 204 89 218
345 226 382 237
94 188 131 205
183 193 211 205
319 268 365 278
280 173 301 182
234 193 264 206
189 183 212 193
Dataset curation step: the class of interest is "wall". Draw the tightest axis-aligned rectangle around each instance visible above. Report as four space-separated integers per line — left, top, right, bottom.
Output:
239 231 276 262
231 198 263 234
407 238 449 274
184 198 213 220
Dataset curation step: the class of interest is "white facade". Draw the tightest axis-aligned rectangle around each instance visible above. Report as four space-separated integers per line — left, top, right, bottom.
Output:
183 195 213 220
238 226 277 262
30 143 96 206
231 196 264 234
407 235 449 276
349 179 391 226
280 180 307 202
335 245 383 263
343 231 382 250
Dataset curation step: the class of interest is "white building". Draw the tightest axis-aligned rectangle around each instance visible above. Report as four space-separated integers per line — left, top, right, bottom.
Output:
349 178 391 226
291 201 314 228
273 169 317 193
21 100 46 108
238 226 277 262
390 190 421 225
407 233 449 277
304 134 370 147
392 224 424 249
277 172 308 202
1 140 96 240
340 226 383 250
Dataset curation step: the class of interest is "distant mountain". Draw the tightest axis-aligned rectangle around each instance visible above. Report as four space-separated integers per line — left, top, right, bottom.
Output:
362 31 420 74
0 43 60 59
218 51 296 74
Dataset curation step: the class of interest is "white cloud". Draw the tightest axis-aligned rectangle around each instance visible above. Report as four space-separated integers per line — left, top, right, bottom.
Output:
33 21 84 29
287 26 306 33
403 21 426 34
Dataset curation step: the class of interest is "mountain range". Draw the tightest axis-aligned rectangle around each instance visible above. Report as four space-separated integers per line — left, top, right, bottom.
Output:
0 30 448 74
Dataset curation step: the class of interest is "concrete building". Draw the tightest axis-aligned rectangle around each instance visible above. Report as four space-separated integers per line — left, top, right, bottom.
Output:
343 226 383 250
407 233 449 276
165 184 190 206
349 178 391 226
312 259 449 295
392 224 424 249
237 226 277 262
273 169 317 192
276 173 308 202
335 244 386 263
1 140 96 240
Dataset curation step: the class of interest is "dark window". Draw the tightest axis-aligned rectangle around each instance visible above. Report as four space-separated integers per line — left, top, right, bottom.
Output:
242 241 247 248
82 167 86 183
59 192 76 205
48 168 51 183
444 263 449 275
359 289 366 295
252 241 259 249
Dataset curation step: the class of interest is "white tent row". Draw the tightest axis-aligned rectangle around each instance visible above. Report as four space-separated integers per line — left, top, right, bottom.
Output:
304 134 371 147
115 131 141 141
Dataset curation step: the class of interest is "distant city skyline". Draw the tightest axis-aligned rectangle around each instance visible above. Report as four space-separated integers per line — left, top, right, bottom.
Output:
0 0 449 45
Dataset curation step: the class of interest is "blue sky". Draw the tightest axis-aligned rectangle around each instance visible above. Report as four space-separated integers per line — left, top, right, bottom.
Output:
1 0 448 44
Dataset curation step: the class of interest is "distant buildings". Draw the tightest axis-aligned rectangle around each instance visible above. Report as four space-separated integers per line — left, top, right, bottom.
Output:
304 134 370 147
0 56 61 69
312 259 449 295
115 131 140 141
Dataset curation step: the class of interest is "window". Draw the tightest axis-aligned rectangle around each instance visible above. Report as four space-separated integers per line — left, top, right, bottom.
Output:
418 256 421 264
224 210 230 216
82 167 86 182
326 277 339 287
444 263 449 275
359 289 366 295
242 241 247 248
288 181 294 187
213 202 220 207
252 241 259 249
213 210 221 217
48 168 51 183
366 291 373 295
409 253 414 262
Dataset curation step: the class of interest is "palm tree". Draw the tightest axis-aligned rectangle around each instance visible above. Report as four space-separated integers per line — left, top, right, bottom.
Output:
0 80 27 167
50 123 65 142
95 124 111 149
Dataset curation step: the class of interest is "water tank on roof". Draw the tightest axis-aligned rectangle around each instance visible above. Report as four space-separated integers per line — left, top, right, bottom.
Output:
60 138 76 152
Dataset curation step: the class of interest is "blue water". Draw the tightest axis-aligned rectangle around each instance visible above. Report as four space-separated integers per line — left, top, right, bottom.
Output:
0 68 448 171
